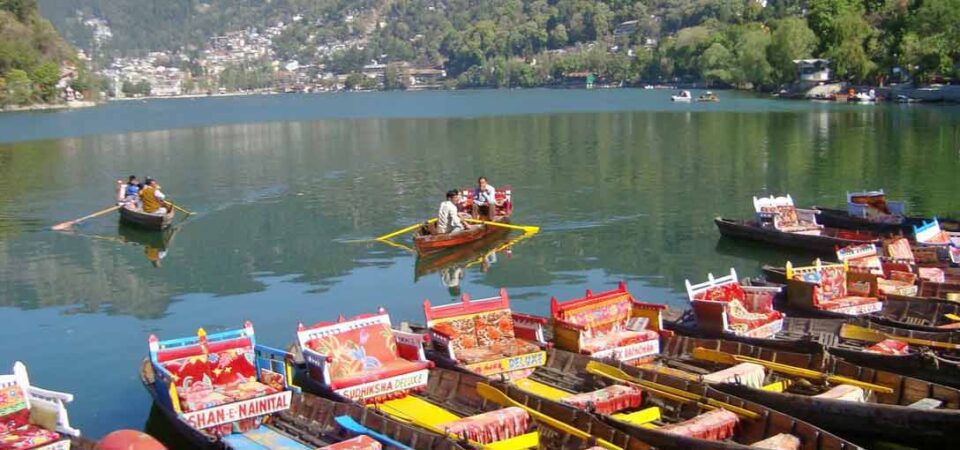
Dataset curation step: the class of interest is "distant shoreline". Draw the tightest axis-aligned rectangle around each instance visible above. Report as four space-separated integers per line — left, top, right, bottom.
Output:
1 101 98 113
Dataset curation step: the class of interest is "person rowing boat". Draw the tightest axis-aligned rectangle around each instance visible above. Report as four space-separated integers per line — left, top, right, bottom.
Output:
139 178 171 215
437 189 471 234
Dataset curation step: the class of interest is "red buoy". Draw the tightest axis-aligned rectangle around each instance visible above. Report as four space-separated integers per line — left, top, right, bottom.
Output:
96 430 166 450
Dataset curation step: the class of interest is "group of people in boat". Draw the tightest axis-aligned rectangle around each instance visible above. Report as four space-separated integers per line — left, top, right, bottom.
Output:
116 175 171 215
436 176 504 234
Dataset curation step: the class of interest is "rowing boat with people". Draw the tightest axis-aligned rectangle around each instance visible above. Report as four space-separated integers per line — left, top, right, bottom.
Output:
413 186 514 254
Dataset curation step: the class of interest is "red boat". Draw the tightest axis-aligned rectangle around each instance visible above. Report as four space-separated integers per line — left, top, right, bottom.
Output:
413 187 512 254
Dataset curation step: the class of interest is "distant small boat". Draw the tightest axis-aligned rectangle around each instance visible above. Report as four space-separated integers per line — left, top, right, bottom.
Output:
671 90 692 102
696 91 719 102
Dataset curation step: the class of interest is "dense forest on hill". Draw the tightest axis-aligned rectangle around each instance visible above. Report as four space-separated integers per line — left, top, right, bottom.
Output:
0 0 85 106
37 1 960 89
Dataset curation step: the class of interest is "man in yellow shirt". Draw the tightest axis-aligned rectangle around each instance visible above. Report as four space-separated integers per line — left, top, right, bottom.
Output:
139 178 170 215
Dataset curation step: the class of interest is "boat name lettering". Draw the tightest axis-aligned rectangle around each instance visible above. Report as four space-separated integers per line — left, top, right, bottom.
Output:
182 391 291 429
336 370 428 400
467 351 546 376
591 340 659 361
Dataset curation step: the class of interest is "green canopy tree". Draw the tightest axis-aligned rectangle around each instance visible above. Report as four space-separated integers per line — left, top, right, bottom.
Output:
6 68 32 104
767 17 818 84
699 42 734 86
30 61 60 102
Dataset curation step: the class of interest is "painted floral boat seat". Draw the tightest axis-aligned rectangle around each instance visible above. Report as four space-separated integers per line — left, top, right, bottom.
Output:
439 406 529 444
0 362 79 450
659 408 739 440
836 244 918 296
785 260 883 316
686 268 784 338
148 322 296 435
424 289 547 379
550 282 665 363
865 339 910 356
318 435 382 450
298 309 430 403
754 195 822 234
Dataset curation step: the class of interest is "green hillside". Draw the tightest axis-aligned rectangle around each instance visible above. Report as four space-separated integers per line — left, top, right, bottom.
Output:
1 0 85 106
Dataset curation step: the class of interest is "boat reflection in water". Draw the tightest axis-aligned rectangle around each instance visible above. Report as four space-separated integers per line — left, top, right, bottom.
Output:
413 227 539 292
118 225 177 267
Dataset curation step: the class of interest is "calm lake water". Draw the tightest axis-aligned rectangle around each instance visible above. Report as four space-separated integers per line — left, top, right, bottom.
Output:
1 89 959 440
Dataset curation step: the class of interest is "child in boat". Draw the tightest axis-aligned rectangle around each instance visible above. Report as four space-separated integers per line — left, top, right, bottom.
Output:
116 175 143 208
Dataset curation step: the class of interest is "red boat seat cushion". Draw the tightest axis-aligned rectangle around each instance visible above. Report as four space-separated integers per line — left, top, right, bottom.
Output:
918 267 945 283
305 321 423 386
433 309 539 364
579 329 659 354
866 339 910 356
439 406 529 444
660 408 739 441
817 296 880 312
319 435 382 450
0 423 62 450
559 385 643 415
454 338 541 364
0 385 63 450
329 359 431 390
694 283 782 333
555 292 633 330
885 238 915 261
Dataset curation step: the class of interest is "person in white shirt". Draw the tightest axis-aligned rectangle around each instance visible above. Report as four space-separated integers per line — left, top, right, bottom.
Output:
437 189 471 234
472 176 500 219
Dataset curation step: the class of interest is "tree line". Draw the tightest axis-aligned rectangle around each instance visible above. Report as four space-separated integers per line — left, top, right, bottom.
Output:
1 0 90 106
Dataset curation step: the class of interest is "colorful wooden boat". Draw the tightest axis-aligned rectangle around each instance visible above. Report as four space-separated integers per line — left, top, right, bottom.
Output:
293 309 598 449
716 194 883 255
497 348 861 449
412 187 512 254
119 204 175 231
715 217 881 255
142 321 449 449
651 335 960 448
1 361 87 450
812 189 960 234
413 226 512 281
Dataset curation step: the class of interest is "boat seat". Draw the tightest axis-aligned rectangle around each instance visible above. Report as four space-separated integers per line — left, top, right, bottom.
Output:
817 296 883 315
0 422 63 450
907 398 943 409
787 261 883 316
812 384 865 402
425 290 548 378
177 380 279 412
439 406 530 445
298 311 430 402
318 435 382 450
865 339 910 356
702 363 766 389
550 282 665 362
0 362 78 449
750 433 800 449
558 385 643 415
659 408 739 441
687 269 784 338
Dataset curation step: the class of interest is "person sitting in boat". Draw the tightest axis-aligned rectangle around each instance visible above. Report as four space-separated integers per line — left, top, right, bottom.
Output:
116 175 142 204
139 178 170 215
472 176 500 219
438 189 470 234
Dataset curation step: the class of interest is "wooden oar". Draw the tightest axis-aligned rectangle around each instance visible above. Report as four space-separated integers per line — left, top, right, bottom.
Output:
375 401 493 449
840 324 960 351
464 218 540 233
585 361 760 420
170 203 193 215
51 205 120 231
373 219 437 241
475 382 622 450
692 347 894 394
944 314 960 322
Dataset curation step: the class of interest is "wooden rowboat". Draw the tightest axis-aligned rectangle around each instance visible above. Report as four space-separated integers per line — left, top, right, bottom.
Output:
653 335 960 448
414 226 512 280
814 206 960 234
498 348 860 449
119 204 174 231
412 216 510 254
714 217 881 255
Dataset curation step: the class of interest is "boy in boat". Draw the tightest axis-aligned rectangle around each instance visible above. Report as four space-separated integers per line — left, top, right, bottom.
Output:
472 176 500 220
139 178 170 215
438 189 470 234
116 176 142 208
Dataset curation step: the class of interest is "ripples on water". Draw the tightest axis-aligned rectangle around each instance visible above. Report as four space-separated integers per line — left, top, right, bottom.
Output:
0 89 958 437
